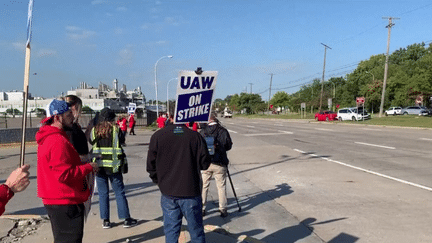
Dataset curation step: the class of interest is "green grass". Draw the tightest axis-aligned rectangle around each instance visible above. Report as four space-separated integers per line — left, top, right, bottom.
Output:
232 113 432 128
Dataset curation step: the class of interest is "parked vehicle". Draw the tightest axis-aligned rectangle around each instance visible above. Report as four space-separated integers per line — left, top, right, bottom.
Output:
385 107 403 116
401 106 428 116
222 108 232 118
337 107 370 121
315 110 338 121
419 106 432 116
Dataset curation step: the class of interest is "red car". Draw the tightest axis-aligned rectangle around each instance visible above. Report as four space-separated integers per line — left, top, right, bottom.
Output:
314 110 338 121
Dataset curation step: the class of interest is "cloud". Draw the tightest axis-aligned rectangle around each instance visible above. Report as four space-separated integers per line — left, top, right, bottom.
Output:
114 28 123 35
116 6 127 12
91 0 107 5
66 26 96 40
37 49 57 58
141 16 187 31
117 47 134 65
12 41 26 52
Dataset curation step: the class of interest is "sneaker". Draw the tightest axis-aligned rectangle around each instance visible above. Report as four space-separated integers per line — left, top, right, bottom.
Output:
102 219 111 229
124 218 138 228
220 210 228 218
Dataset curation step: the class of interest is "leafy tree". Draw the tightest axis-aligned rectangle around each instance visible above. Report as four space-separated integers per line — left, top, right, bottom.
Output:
228 94 240 112
270 91 290 110
6 108 21 117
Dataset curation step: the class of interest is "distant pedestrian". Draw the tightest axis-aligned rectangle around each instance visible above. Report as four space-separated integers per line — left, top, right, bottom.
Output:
37 99 98 243
0 165 31 216
117 116 128 146
128 113 136 135
147 116 211 243
89 108 137 229
156 113 167 128
200 113 233 217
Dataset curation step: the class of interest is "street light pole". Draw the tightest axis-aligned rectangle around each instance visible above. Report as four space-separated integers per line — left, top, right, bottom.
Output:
166 77 178 116
154 55 173 118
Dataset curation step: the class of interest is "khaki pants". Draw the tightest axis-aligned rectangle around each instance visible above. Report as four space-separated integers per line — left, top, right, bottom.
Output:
201 163 227 212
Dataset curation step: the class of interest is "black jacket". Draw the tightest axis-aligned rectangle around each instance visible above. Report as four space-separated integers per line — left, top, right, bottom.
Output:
147 124 211 197
200 122 233 166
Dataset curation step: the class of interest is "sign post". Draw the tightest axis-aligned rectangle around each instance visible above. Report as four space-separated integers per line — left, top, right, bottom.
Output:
174 69 217 124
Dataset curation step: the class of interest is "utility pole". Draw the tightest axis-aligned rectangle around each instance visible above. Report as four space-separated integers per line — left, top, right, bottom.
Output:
379 17 399 118
319 43 331 111
249 83 253 94
268 73 273 111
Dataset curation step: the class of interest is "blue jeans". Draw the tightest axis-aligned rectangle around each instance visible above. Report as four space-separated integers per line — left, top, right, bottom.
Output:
161 195 205 243
96 173 131 220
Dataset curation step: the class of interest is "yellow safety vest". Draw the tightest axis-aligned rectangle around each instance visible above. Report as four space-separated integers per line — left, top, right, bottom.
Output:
91 126 124 173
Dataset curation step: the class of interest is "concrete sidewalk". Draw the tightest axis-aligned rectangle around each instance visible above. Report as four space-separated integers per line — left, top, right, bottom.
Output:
0 127 322 243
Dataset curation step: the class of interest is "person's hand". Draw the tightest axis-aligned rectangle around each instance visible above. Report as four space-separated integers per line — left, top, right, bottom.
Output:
89 162 99 172
5 165 31 193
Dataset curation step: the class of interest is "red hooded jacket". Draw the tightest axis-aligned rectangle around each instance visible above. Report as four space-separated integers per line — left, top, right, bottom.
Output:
36 125 93 205
0 184 14 216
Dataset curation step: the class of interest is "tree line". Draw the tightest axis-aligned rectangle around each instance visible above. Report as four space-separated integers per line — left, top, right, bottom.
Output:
216 42 432 114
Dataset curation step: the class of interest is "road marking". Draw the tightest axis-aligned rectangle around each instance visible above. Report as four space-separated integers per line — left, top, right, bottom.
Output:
420 138 432 141
227 129 238 134
362 128 381 131
277 130 294 134
315 128 333 131
246 125 255 128
274 123 284 126
244 132 293 136
226 122 234 125
293 149 432 192
354 142 395 150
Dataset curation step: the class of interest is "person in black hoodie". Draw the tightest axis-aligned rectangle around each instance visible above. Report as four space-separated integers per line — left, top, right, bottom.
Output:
147 116 210 243
200 113 233 218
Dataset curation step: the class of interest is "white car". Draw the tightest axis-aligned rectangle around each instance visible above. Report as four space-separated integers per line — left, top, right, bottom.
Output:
337 107 370 121
385 107 402 116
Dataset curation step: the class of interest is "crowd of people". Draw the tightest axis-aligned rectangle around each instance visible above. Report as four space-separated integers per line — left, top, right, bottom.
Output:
1 98 233 243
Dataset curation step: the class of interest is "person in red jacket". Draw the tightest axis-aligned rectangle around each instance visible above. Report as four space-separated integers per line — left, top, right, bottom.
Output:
128 113 136 135
156 113 167 129
0 165 31 216
37 99 98 243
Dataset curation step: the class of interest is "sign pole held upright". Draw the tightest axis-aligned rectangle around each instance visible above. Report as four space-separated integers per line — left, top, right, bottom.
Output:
20 0 34 167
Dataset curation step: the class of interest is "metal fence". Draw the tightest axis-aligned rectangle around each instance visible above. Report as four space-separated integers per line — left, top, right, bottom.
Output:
0 112 150 129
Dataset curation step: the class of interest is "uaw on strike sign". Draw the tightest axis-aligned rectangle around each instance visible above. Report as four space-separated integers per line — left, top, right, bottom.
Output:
174 70 217 124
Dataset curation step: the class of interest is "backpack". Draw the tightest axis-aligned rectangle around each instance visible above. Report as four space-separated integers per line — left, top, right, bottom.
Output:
204 136 215 155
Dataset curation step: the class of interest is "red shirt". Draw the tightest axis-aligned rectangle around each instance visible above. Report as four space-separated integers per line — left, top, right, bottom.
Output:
156 117 166 128
36 125 93 205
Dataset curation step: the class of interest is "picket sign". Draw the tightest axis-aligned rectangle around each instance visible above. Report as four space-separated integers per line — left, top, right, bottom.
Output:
174 70 218 124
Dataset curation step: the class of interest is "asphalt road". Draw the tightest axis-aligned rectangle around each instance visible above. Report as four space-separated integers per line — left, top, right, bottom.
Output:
221 117 432 242
1 118 432 242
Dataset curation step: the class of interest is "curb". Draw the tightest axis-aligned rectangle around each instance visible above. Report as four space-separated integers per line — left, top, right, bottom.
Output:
0 214 46 220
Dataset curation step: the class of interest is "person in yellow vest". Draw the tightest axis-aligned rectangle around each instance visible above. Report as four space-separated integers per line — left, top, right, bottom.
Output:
89 107 137 229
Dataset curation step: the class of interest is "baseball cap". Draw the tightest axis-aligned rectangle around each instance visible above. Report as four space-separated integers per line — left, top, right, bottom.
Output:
40 99 70 124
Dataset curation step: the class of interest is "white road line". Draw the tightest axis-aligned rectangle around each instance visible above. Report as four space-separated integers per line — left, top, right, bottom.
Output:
277 130 294 134
354 142 396 150
227 129 238 134
420 138 432 141
293 149 432 192
274 123 284 126
244 132 293 136
226 122 234 125
246 125 255 128
315 128 333 131
362 128 381 131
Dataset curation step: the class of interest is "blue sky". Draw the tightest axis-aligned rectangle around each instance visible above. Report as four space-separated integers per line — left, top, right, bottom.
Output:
1 0 432 101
